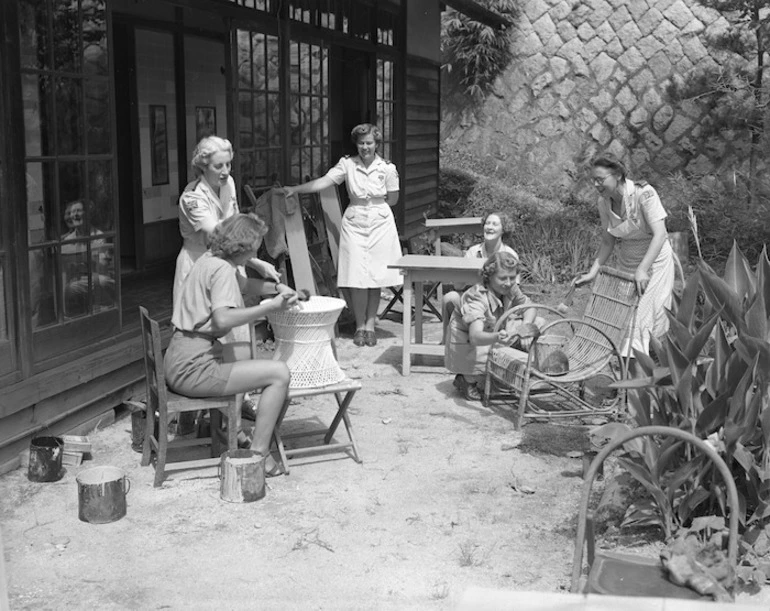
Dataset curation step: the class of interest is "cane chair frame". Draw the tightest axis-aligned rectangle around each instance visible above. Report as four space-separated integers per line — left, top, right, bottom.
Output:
571 425 739 598
482 266 639 429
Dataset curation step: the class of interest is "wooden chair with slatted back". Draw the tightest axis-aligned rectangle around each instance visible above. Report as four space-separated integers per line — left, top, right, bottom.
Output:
483 266 639 429
139 306 239 487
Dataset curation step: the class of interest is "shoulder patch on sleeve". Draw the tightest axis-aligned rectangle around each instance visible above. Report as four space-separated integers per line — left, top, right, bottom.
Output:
640 188 655 201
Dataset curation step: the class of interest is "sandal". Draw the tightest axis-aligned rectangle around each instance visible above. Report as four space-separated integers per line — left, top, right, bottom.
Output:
364 330 377 346
353 329 367 347
264 458 284 478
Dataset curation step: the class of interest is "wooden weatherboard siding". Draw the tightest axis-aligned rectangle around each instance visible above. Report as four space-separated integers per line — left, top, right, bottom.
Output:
402 58 440 238
0 322 173 473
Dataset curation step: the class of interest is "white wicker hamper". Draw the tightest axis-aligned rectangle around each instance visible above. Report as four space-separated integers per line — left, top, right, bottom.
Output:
267 296 347 388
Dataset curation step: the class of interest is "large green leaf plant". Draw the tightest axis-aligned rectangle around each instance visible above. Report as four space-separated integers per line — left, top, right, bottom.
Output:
603 242 770 587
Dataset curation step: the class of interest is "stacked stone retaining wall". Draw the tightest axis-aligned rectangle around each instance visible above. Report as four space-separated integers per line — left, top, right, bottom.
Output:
442 0 761 190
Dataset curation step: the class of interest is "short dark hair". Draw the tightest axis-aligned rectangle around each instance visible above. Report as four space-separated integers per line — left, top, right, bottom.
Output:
210 213 268 260
480 252 519 287
481 211 515 242
591 153 628 181
350 123 382 146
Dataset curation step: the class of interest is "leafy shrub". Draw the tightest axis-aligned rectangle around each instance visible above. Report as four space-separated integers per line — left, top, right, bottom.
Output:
441 0 519 100
437 169 601 282
657 172 770 272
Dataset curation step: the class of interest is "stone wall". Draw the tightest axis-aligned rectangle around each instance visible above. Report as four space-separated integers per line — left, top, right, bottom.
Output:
441 0 756 190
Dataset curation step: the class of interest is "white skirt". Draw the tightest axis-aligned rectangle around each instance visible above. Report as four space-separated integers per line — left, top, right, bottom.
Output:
337 203 403 288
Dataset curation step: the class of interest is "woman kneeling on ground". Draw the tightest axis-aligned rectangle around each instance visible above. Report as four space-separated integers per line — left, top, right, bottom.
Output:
164 213 298 477
445 252 539 401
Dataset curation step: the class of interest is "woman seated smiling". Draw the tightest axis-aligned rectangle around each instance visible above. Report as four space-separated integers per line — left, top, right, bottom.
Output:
445 252 538 402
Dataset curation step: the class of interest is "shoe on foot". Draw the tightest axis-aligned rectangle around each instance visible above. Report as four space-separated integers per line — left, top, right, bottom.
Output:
463 383 482 402
353 329 366 347
264 457 284 478
364 330 377 346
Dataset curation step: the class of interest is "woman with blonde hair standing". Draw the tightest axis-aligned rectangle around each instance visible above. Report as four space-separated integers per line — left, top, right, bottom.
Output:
173 136 280 310
283 124 402 347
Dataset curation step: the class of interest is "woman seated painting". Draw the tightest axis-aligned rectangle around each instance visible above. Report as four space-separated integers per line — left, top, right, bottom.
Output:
164 213 298 477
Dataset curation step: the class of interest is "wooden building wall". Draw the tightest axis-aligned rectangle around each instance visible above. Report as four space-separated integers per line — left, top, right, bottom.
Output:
402 57 440 238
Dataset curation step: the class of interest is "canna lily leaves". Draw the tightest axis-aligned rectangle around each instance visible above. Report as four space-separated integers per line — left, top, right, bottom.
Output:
724 240 756 304
756 246 770 329
666 311 693 351
676 272 700 329
745 290 768 342
696 391 730 435
683 311 720 362
666 337 691 387
699 260 747 334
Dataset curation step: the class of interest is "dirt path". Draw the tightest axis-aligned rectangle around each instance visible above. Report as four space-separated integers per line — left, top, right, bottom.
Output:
2 291 767 609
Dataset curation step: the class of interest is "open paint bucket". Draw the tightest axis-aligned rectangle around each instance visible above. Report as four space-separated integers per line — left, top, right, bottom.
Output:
28 436 64 482
76 466 130 524
219 449 265 503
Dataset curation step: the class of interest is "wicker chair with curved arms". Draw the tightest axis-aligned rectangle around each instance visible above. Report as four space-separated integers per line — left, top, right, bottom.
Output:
571 425 740 600
482 266 639 430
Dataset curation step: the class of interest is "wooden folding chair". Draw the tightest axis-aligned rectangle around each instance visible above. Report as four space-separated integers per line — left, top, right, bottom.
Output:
482 266 639 429
139 307 239 487
572 426 739 599
271 379 363 474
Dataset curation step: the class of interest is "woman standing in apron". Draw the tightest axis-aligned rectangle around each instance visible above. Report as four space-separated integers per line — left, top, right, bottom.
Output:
576 153 676 355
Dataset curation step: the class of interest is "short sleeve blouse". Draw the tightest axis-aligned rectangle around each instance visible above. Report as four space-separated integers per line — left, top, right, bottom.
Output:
178 176 239 247
172 252 245 338
598 179 667 240
459 283 530 331
325 155 399 202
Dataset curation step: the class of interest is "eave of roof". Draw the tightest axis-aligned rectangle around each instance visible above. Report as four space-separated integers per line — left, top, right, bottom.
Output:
442 0 511 30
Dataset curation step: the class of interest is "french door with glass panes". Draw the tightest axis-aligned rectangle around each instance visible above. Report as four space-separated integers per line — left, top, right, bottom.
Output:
19 0 118 364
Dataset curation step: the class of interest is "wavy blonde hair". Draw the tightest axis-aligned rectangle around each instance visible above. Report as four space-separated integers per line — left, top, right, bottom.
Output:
191 136 233 177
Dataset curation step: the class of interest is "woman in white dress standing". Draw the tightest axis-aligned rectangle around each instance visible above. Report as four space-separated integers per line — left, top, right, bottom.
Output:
283 124 402 347
575 153 676 355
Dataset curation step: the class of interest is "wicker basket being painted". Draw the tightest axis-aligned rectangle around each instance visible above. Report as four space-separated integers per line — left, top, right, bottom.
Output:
267 296 347 388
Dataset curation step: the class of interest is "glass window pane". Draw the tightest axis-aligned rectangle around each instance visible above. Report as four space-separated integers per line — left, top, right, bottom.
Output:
254 94 267 146
22 73 53 156
53 0 82 72
62 241 89 319
252 33 266 90
268 93 280 146
89 160 114 231
30 247 58 328
267 36 280 92
59 162 87 222
85 77 110 154
92 236 116 312
56 77 84 155
81 0 108 76
237 31 252 88
19 0 49 70
26 161 56 244
239 91 254 142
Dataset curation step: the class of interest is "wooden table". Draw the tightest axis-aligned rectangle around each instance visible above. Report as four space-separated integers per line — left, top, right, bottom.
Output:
424 216 482 256
388 255 484 375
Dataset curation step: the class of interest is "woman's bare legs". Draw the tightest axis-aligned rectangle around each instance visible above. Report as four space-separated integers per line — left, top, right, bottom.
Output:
223 355 290 471
365 288 379 331
348 287 368 331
